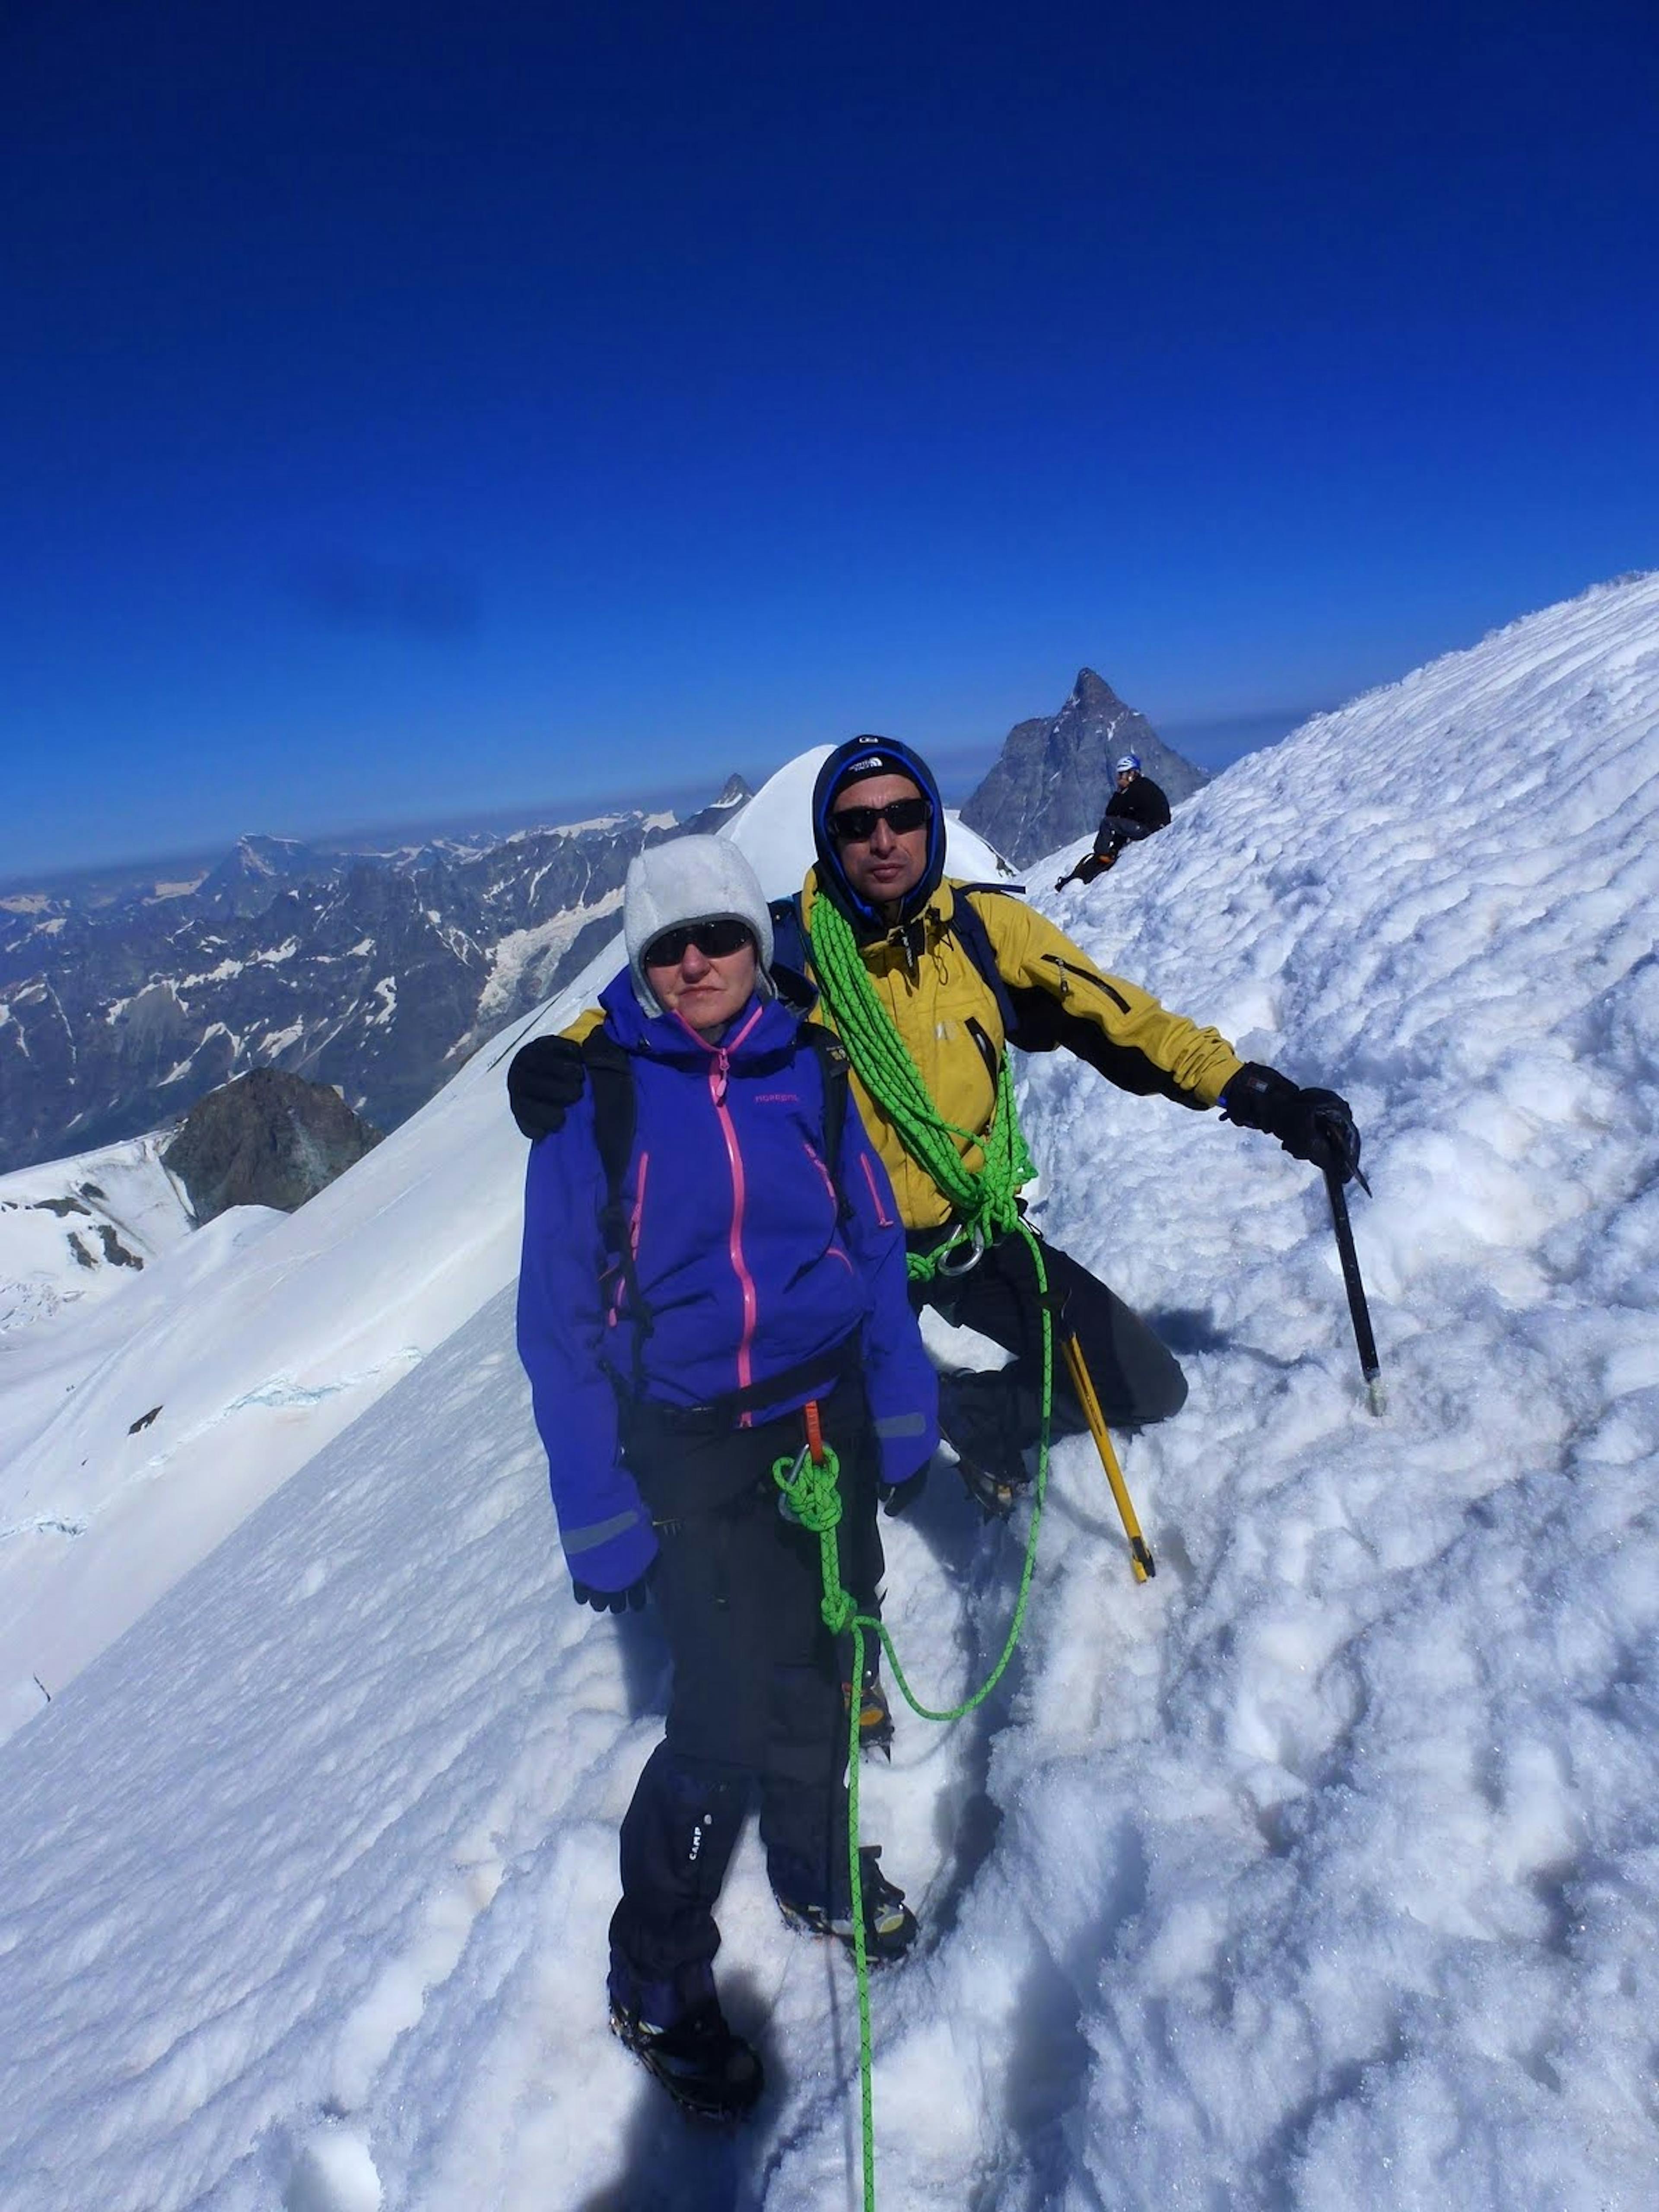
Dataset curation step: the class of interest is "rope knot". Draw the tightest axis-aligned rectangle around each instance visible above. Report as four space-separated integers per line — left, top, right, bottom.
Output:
772 1437 856 1636
772 1440 845 1532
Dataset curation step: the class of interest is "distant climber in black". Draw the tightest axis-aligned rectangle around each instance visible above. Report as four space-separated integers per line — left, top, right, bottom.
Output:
1055 753 1173 890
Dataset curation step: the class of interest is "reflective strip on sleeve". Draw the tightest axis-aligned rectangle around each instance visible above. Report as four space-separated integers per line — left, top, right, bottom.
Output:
874 1411 929 1439
564 1509 646 1556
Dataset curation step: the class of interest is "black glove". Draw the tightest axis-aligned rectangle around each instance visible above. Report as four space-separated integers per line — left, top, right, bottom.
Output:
572 1568 653 1615
1220 1062 1364 1185
509 1034 587 1140
878 1463 929 1518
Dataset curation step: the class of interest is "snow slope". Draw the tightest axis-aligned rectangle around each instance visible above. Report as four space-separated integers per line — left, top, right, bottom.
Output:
0 582 1657 2210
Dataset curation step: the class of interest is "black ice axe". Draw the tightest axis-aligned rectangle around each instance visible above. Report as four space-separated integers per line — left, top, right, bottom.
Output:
1324 1156 1384 1417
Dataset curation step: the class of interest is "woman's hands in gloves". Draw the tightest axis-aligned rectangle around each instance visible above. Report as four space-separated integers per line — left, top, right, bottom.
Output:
572 1563 655 1613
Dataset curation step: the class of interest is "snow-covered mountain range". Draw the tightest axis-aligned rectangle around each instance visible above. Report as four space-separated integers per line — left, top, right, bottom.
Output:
0 785 749 1176
0 578 1656 2211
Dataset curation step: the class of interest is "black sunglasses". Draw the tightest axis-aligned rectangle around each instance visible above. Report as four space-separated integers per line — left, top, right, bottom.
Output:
828 796 931 844
642 917 755 969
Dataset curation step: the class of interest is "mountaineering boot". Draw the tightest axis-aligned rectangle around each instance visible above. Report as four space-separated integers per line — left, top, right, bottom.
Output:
954 1454 1031 1520
936 1370 1031 1520
776 1846 918 1964
844 1664 894 1759
609 1994 764 2123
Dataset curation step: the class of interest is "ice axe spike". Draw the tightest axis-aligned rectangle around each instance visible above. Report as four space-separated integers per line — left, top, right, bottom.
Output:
1324 1160 1384 1416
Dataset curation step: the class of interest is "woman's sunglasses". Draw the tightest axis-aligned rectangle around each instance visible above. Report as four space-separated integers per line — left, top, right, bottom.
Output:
642 918 755 968
828 796 931 845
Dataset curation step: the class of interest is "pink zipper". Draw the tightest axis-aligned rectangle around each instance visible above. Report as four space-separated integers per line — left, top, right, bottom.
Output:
804 1140 836 1207
605 1150 649 1329
860 1149 894 1227
696 1004 766 1418
805 1142 854 1271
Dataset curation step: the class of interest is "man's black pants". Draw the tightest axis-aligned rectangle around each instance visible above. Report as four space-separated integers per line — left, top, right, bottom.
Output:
607 1379 880 2023
909 1227 1187 1478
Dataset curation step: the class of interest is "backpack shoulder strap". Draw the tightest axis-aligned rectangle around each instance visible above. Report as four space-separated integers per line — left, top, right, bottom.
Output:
577 1030 650 1386
799 1020 852 1220
578 1029 636 1214
947 886 1031 1052
801 1018 850 1154
769 892 809 979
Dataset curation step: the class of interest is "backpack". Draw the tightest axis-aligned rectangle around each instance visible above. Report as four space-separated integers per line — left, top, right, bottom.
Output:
578 1020 853 1397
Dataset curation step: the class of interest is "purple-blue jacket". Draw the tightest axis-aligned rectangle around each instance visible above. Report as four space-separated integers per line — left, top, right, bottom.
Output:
516 972 939 1595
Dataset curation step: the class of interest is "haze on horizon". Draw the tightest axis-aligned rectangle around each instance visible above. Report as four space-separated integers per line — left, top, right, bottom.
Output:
3 1 1654 880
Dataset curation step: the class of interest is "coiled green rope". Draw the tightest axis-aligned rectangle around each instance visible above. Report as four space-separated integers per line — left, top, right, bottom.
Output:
807 895 1035 1281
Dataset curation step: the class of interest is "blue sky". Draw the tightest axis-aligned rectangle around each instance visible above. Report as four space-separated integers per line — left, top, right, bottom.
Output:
4 0 1656 877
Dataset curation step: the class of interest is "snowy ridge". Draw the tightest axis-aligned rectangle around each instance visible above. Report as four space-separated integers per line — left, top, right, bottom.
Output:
0 1130 195 1339
0 578 1657 2208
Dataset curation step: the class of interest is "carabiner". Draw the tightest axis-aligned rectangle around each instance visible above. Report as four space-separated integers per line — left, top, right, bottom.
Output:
934 1226 985 1278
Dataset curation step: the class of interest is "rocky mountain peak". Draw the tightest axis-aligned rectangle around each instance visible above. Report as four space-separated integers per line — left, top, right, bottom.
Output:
958 667 1207 867
1067 667 1131 717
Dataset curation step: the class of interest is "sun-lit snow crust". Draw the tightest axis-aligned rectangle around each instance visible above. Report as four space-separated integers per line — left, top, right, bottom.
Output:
0 577 1656 2208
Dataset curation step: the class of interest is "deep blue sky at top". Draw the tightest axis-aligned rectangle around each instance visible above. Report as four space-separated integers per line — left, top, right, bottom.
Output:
3 0 1656 877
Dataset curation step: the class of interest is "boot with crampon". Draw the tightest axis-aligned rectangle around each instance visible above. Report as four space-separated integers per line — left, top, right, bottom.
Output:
609 1995 763 2122
776 1846 918 1964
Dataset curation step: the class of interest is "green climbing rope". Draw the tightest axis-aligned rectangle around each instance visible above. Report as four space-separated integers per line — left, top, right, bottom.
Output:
776 897 1059 2210
773 1264 1052 2212
806 894 1035 1282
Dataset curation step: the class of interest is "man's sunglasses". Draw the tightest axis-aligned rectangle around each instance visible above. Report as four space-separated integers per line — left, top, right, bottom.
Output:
828 796 931 844
642 918 755 968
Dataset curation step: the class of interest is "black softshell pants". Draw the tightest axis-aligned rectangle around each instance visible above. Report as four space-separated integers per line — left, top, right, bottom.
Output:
910 1227 1187 1477
1055 847 1119 890
607 1376 881 2027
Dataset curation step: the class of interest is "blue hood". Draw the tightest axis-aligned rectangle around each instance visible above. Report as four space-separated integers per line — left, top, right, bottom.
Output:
810 736 947 931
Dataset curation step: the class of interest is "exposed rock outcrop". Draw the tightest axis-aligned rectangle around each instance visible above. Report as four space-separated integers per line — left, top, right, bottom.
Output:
162 1068 381 1225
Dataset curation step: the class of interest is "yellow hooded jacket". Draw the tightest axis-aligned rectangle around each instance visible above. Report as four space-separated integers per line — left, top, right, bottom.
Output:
797 870 1244 1232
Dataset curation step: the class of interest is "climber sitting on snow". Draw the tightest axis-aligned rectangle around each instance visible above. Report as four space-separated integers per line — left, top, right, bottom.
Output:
511 738 1360 1534
1054 751 1173 890
515 836 935 2123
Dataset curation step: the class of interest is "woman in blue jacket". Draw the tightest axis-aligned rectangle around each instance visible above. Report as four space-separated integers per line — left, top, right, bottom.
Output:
516 834 938 2121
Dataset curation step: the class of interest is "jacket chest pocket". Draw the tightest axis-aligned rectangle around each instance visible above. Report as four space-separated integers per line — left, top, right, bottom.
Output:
914 960 1002 1106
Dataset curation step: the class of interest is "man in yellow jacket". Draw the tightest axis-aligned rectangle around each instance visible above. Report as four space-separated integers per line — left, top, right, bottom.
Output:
509 734 1360 1516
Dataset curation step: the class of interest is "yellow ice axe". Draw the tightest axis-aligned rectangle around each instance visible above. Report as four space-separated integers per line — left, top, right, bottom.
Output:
1061 1333 1156 1584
